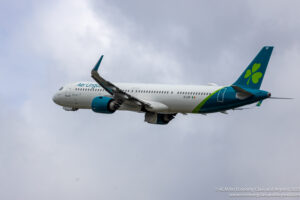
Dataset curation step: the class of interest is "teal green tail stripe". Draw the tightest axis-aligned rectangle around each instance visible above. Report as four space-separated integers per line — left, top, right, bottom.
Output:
192 88 223 113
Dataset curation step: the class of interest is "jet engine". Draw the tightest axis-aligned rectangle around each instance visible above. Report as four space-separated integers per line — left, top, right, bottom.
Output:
91 96 120 114
144 112 176 125
63 107 78 111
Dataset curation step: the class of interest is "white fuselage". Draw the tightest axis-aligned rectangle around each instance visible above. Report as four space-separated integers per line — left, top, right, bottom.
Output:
53 81 223 113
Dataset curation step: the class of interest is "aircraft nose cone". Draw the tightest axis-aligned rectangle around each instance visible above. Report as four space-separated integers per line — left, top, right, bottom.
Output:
52 94 58 104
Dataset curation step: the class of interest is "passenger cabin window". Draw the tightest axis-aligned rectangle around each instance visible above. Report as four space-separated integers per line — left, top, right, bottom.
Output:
59 87 63 91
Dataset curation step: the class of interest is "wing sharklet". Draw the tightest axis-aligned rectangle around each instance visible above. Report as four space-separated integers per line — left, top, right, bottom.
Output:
92 55 103 71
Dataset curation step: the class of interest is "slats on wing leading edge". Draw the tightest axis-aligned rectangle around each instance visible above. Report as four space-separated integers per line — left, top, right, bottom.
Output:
90 59 151 108
91 70 114 95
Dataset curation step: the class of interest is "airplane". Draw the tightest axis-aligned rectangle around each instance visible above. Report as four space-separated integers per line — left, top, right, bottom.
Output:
53 46 290 125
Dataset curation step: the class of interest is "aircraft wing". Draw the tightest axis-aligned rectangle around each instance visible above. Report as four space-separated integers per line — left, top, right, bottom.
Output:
91 55 152 110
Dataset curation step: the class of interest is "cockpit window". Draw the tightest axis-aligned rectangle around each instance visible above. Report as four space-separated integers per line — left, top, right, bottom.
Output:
59 87 64 91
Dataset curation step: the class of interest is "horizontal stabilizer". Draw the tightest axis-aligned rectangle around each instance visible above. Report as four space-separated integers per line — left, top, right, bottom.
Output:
269 97 294 99
256 100 263 107
231 85 253 100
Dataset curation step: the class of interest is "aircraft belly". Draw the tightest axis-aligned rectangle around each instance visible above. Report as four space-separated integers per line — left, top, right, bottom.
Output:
168 101 199 113
147 96 200 113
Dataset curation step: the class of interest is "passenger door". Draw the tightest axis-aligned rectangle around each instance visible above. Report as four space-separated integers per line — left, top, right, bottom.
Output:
217 88 227 103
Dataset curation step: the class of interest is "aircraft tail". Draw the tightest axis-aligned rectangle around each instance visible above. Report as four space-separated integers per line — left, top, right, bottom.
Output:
233 46 273 89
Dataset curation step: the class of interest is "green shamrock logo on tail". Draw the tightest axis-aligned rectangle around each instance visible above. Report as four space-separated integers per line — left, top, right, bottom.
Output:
244 63 262 85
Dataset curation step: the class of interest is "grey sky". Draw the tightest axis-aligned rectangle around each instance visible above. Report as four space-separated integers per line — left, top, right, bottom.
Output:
0 0 299 199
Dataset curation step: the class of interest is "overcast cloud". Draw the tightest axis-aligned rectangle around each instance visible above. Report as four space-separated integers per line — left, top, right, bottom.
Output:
0 0 299 199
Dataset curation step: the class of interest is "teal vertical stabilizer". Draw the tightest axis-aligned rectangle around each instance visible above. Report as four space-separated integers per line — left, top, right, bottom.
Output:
233 46 273 89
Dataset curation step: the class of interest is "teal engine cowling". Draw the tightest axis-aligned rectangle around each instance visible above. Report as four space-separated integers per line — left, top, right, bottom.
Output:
91 96 119 114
